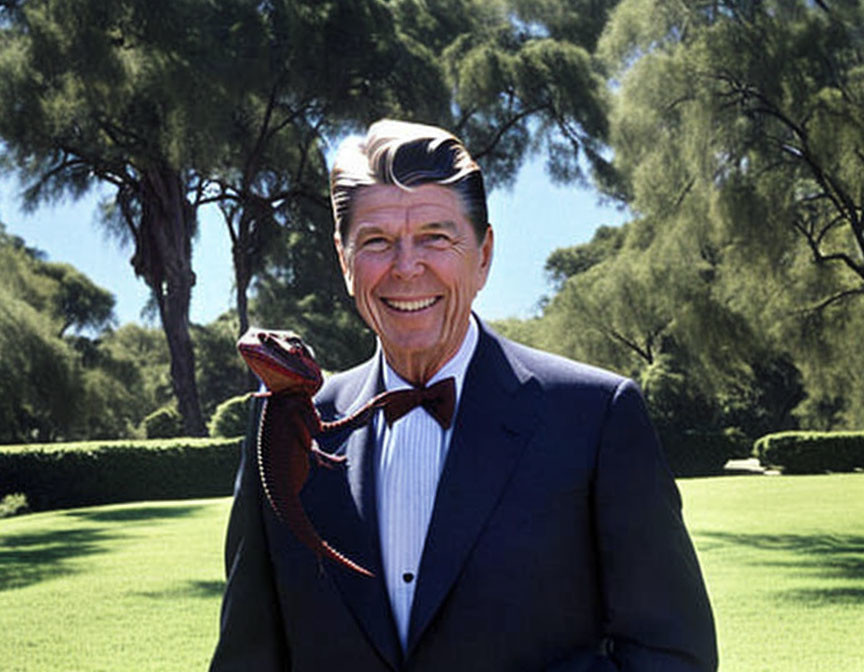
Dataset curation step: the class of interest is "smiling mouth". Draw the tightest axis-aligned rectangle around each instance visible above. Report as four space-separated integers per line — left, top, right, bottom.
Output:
382 297 440 312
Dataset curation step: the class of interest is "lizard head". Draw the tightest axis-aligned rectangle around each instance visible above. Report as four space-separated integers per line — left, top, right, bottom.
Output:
237 328 324 396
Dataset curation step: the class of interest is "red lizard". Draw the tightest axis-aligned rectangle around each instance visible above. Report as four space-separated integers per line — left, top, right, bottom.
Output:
237 328 383 578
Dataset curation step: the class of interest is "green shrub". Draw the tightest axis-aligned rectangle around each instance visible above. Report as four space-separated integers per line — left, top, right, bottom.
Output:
754 431 864 474
142 405 183 439
659 427 742 477
0 492 29 518
209 394 252 438
0 437 242 512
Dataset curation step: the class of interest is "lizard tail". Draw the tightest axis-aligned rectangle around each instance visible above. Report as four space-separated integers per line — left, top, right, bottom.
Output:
321 540 375 577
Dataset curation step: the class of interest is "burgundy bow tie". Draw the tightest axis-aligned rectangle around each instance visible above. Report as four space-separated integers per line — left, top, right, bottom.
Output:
380 377 456 430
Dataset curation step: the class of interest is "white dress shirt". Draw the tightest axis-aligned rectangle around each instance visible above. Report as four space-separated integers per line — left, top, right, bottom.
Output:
375 316 479 649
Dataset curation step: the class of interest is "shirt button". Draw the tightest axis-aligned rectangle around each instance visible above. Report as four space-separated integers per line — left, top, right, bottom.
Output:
402 572 415 583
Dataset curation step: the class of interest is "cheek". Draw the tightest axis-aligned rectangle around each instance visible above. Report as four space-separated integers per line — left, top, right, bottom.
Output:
447 256 486 299
350 257 383 294
349 262 388 319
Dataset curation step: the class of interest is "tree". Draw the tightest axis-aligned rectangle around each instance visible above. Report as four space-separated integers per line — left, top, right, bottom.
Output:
0 224 179 441
431 0 620 190
0 287 81 442
0 0 625 438
545 224 626 289
33 262 115 337
597 0 864 428
0 0 260 434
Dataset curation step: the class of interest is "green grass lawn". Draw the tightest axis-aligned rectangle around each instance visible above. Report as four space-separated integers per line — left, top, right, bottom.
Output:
1 474 862 671
0 498 230 672
678 474 864 672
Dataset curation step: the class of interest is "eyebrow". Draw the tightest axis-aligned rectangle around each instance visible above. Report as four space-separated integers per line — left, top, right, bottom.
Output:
352 220 458 237
420 220 458 232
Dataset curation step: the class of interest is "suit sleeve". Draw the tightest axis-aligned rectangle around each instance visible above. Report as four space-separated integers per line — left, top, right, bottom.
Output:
209 396 290 672
592 379 718 671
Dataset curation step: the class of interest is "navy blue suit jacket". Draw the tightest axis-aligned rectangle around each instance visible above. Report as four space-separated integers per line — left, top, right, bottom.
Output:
210 321 717 671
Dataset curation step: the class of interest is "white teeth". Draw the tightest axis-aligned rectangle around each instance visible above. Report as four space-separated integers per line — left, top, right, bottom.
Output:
385 297 437 312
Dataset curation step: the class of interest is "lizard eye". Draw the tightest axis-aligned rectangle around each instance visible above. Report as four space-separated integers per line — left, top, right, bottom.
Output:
288 338 315 360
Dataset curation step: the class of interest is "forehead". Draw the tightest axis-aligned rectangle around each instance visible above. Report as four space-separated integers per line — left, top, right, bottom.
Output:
349 184 469 232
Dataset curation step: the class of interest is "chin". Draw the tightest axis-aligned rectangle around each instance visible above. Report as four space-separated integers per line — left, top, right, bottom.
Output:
385 335 441 356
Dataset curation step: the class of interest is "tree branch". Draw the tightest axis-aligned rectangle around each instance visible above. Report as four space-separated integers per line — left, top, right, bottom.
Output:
796 287 864 314
470 104 547 161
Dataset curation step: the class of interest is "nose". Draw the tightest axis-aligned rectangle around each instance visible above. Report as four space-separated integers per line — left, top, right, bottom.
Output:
391 239 423 279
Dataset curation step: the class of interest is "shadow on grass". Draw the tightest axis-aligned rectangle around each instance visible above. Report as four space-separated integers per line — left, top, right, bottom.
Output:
0 527 118 591
697 531 864 605
780 587 864 605
134 579 226 600
65 503 207 523
0 504 210 592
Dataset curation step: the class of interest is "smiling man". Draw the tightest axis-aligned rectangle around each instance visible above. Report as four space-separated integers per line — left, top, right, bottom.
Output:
335 181 492 384
210 120 717 671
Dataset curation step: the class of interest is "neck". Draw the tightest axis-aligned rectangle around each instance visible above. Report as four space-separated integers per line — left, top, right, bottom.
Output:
382 323 471 387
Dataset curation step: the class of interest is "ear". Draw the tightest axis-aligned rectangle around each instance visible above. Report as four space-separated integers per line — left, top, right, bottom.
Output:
476 226 494 290
334 234 355 297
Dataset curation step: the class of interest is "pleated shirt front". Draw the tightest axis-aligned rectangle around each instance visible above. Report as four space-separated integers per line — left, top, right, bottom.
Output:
374 317 478 649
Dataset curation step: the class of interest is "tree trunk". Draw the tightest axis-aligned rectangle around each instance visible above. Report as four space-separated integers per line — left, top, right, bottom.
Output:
134 165 207 437
231 208 262 392
233 221 252 338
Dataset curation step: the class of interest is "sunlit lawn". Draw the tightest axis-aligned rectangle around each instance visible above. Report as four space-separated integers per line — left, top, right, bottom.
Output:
1 474 862 671
0 498 230 672
679 474 864 671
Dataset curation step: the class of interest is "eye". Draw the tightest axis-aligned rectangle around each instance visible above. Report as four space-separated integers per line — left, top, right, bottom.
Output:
421 232 452 247
360 236 390 251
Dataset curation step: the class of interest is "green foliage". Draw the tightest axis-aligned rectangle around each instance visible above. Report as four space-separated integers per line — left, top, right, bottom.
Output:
0 224 259 442
439 0 616 190
0 283 83 442
596 0 864 431
545 224 626 289
142 405 183 440
754 431 864 475
0 492 30 518
640 353 743 476
32 261 115 336
192 315 249 418
208 394 251 439
0 226 177 442
499 0 864 452
0 437 242 511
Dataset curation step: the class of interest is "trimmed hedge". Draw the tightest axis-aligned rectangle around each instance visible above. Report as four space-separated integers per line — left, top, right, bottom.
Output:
754 431 864 474
0 437 243 512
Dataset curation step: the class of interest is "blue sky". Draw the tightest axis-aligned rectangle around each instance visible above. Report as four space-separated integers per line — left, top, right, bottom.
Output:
0 155 628 328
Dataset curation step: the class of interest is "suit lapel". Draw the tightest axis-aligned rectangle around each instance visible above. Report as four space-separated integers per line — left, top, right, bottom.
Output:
406 325 540 656
302 357 403 670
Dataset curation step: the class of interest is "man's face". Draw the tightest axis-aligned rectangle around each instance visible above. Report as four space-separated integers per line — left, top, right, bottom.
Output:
336 183 493 383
